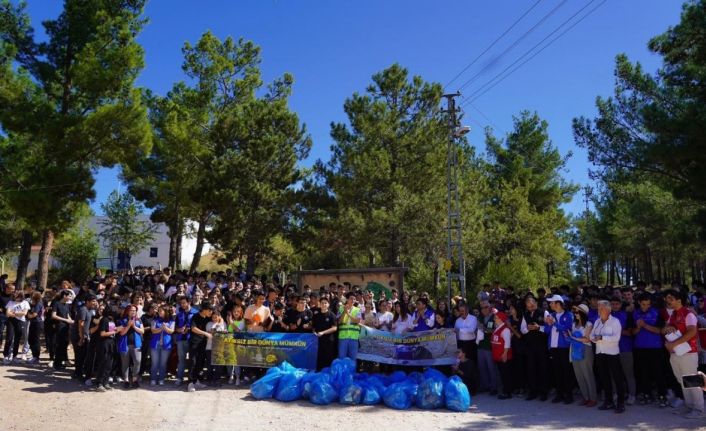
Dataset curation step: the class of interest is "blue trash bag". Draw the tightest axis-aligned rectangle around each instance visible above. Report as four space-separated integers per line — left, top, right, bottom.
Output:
299 371 319 400
328 358 355 391
251 368 285 399
339 381 364 405
388 370 407 384
310 374 338 405
444 376 471 412
383 382 416 410
408 371 425 385
275 369 307 402
415 376 446 409
360 380 382 405
423 368 447 381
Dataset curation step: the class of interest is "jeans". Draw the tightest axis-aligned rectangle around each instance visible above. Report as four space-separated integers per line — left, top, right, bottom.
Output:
120 345 142 382
28 320 41 359
477 348 498 392
176 339 189 381
3 318 24 358
150 346 170 382
338 338 358 361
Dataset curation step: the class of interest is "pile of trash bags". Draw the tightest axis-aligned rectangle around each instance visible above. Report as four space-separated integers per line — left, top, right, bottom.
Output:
250 359 471 412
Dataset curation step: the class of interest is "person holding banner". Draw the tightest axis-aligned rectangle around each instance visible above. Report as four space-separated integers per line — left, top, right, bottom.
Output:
338 292 361 361
412 298 435 332
313 296 337 370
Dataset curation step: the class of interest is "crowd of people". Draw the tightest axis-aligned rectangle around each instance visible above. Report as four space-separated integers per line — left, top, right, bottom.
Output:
0 269 705 419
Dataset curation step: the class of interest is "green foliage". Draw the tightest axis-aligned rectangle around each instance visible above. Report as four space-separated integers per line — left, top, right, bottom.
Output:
99 190 156 265
54 207 99 283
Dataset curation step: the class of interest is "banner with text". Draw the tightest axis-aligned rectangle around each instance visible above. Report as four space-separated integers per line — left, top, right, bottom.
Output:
358 327 457 366
211 332 318 370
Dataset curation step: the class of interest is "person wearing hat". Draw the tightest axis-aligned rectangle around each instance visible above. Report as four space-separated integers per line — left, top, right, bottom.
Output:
570 303 598 407
543 294 574 404
492 311 513 400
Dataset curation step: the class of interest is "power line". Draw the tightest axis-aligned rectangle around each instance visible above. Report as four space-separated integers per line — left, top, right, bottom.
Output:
461 97 503 132
444 0 543 90
455 0 569 93
464 0 607 105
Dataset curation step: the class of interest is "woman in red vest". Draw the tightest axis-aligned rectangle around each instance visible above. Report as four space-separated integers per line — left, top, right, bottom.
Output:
492 311 513 400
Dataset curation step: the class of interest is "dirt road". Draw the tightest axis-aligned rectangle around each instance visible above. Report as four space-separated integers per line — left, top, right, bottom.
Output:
1 363 702 431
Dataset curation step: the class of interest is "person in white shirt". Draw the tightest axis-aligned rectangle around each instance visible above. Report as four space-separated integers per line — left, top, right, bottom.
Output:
375 300 394 331
590 300 626 413
391 302 413 334
3 290 30 363
454 303 478 362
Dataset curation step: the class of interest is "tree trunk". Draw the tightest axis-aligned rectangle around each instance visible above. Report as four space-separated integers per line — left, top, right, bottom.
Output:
37 229 54 291
189 216 207 272
15 230 33 290
246 250 257 276
625 257 632 287
175 218 183 271
432 262 440 291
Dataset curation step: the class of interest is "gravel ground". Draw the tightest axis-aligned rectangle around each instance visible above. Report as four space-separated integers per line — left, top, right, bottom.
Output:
1 362 704 431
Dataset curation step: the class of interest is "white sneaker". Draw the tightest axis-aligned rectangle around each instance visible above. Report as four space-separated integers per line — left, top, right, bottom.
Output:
195 382 207 389
150 380 157 386
108 377 114 384
626 395 635 405
84 379 93 387
3 357 12 365
116 377 124 383
158 380 165 386
228 377 234 385
235 377 241 386
187 383 196 392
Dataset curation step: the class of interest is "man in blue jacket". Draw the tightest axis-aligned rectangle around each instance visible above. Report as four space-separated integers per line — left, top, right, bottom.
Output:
543 294 574 404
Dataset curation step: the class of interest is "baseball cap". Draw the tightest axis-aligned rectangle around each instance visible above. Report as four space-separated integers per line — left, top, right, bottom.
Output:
547 294 564 303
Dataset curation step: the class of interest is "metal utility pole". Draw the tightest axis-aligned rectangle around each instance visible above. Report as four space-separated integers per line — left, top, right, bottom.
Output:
583 185 593 285
442 93 467 305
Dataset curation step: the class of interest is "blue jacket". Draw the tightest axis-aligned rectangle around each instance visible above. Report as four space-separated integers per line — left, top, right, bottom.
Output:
175 307 198 342
149 318 174 350
117 318 142 353
543 310 573 348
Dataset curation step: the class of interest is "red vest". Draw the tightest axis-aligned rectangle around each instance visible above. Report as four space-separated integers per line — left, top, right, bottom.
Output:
668 307 698 353
491 324 513 362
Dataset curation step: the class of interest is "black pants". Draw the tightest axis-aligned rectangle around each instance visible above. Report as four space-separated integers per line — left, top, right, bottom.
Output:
457 340 479 393
497 360 513 395
525 343 548 396
596 353 626 406
634 348 666 397
44 321 55 360
317 339 336 371
0 316 6 352
85 339 98 379
189 343 207 383
72 339 88 378
28 320 41 359
96 340 115 386
550 348 573 401
3 318 23 358
140 335 151 376
53 324 69 368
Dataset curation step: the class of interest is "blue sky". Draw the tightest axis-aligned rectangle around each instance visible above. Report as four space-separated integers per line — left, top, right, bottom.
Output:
25 0 684 217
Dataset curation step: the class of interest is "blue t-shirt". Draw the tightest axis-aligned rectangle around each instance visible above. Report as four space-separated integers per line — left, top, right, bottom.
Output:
175 307 198 341
632 307 663 349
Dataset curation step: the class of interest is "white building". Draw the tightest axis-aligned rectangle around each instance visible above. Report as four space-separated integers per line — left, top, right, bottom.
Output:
20 216 208 273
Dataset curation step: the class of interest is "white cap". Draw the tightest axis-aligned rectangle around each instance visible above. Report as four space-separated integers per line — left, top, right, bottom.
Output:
547 294 564 303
